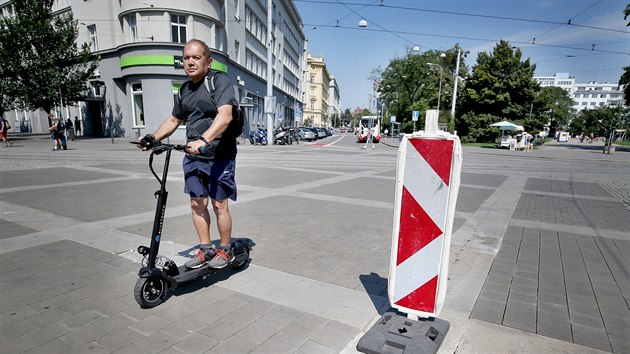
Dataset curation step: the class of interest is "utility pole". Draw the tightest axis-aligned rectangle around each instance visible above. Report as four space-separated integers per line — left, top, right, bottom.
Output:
450 48 461 134
265 0 274 145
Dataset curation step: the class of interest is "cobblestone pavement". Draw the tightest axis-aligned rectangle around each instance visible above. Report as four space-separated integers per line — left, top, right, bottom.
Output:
0 135 628 353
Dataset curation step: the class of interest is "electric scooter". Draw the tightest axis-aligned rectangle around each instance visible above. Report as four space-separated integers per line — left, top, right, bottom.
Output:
130 141 251 308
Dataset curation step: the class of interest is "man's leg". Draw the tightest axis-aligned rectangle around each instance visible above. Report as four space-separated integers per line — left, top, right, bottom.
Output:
211 198 232 247
190 196 211 245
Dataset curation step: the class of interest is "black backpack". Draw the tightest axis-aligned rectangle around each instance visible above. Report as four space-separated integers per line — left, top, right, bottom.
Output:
178 71 245 139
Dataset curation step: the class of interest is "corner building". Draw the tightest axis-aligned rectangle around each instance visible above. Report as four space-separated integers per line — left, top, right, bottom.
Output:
0 0 306 138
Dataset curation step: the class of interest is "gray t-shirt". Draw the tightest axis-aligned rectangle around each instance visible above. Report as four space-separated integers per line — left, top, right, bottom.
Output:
172 71 238 160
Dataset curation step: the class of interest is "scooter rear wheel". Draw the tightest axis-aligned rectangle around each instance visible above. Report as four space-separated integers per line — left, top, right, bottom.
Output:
134 277 167 308
232 248 250 271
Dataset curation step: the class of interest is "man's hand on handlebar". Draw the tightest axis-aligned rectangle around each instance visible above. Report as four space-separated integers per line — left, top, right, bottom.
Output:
135 134 156 151
186 139 207 155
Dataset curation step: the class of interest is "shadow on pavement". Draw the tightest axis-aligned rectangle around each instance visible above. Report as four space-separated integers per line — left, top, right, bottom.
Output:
359 272 392 315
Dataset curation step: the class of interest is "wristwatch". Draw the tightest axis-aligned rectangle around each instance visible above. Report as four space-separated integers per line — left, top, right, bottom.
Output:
199 137 210 145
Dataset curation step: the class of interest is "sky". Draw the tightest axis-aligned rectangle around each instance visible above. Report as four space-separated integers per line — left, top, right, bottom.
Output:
293 0 629 110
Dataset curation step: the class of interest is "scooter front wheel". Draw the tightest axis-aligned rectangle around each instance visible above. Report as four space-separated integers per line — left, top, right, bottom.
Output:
134 277 167 308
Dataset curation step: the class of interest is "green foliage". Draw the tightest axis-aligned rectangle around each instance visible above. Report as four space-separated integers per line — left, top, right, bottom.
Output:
534 86 576 135
619 66 630 106
570 106 628 137
459 40 539 131
376 45 468 131
0 0 98 115
458 113 502 143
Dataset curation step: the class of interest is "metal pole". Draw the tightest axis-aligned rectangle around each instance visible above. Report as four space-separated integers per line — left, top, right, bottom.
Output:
450 48 461 133
437 67 443 112
266 0 274 145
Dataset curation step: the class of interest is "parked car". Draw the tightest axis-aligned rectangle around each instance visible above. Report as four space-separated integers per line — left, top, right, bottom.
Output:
315 128 327 138
298 127 316 141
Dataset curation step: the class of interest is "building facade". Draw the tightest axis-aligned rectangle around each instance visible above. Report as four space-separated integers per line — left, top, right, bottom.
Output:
533 73 625 112
1 0 306 138
303 54 332 128
328 75 341 127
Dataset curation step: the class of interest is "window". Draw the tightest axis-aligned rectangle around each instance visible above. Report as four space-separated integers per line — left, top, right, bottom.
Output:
128 16 137 43
87 24 98 51
234 40 240 61
310 75 315 83
131 83 145 127
171 14 187 43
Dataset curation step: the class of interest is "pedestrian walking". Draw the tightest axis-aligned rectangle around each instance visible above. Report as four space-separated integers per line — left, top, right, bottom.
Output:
66 118 75 141
1 117 13 147
362 127 375 149
74 116 81 137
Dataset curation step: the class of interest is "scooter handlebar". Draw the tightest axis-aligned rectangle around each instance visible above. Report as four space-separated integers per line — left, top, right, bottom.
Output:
130 141 188 152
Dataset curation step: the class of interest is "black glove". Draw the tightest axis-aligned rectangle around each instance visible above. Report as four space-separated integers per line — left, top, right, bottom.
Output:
141 134 156 148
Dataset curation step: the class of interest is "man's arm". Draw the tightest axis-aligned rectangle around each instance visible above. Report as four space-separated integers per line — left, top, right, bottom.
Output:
137 114 181 150
187 104 233 154
152 114 181 141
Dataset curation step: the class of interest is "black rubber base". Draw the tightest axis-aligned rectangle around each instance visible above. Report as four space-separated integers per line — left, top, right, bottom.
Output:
357 311 449 354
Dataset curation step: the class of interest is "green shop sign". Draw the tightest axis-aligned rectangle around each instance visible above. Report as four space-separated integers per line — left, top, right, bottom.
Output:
120 55 227 73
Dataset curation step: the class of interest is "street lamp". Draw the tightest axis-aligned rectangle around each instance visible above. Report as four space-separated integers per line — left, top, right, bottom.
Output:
450 48 462 133
427 63 443 112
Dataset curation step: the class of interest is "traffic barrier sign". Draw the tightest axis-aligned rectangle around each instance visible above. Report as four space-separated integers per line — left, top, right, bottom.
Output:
388 127 462 319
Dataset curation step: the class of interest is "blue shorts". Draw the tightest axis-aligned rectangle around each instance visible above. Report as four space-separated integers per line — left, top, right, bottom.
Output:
183 156 237 201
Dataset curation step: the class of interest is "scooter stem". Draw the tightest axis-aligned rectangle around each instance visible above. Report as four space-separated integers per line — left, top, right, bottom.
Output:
147 149 172 268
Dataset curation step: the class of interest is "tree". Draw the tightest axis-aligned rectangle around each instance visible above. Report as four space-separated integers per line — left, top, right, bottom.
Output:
457 40 539 141
340 108 353 126
376 45 467 133
0 0 98 117
529 86 576 136
570 106 627 138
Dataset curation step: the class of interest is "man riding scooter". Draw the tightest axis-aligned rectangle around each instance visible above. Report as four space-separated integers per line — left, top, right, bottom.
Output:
137 38 239 269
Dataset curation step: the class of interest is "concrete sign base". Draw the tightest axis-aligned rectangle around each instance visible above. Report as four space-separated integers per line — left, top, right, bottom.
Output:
357 311 449 354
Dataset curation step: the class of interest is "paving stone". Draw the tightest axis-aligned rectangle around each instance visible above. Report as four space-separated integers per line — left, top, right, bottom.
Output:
537 321 572 342
198 308 263 341
74 340 114 354
537 309 569 327
502 318 536 333
470 306 504 324
60 309 108 330
210 334 258 353
257 309 298 330
291 312 330 332
1 322 71 353
127 314 170 336
272 323 317 348
506 299 537 315
236 321 283 344
295 339 336 354
96 327 146 351
309 320 360 351
60 324 109 348
114 342 153 353
571 323 612 352
168 332 219 353
161 317 207 339
250 338 299 353
23 338 75 354
94 312 138 334
133 329 181 353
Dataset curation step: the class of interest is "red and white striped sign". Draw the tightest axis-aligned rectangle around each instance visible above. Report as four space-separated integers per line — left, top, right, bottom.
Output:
388 134 461 318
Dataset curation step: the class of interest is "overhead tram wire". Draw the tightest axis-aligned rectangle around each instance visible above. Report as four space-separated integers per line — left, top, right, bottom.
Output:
300 23 630 56
331 0 422 49
294 0 629 34
306 0 380 32
530 0 603 44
